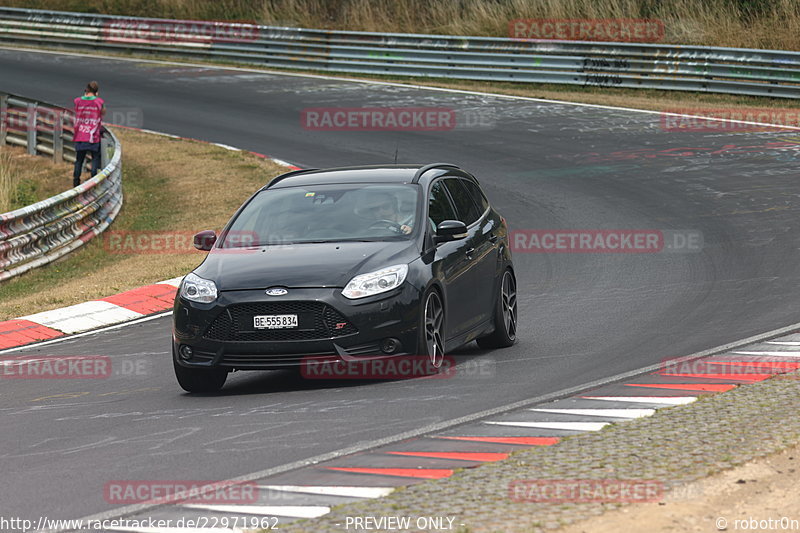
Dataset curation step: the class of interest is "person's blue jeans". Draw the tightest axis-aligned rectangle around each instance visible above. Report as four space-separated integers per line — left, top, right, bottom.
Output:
73 141 101 186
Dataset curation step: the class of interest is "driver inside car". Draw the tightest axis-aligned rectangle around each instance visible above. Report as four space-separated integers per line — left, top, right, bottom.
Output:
360 191 413 235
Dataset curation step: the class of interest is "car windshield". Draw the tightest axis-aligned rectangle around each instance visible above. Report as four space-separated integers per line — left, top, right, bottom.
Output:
220 183 419 246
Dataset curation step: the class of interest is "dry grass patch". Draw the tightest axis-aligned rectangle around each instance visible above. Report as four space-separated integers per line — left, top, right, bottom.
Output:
0 150 15 212
0 145 73 212
0 128 287 320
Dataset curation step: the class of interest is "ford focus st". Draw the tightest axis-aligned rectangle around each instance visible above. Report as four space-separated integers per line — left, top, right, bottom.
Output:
172 163 517 392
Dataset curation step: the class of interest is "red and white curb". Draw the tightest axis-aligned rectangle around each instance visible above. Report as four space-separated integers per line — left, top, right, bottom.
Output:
0 277 182 349
60 333 800 532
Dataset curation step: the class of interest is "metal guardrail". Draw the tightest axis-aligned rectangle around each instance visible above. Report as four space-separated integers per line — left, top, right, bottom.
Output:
1 6 800 98
0 91 123 282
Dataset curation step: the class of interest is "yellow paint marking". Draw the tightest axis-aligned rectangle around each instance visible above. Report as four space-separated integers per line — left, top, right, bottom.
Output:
31 391 91 402
97 387 161 397
30 387 161 402
700 206 791 216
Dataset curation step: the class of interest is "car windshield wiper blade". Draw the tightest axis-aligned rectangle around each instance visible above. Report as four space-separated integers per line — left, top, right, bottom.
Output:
226 238 401 246
294 239 374 244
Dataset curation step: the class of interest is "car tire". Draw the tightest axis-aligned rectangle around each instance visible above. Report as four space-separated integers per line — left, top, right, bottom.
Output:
419 288 446 370
173 349 228 393
477 269 517 349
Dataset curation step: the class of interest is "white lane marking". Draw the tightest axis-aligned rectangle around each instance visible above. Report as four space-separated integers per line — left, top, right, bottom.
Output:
484 421 609 431
106 527 238 533
212 142 242 151
5 45 800 132
116 123 291 164
158 277 184 288
184 504 330 518
529 408 656 418
21 301 143 334
582 396 696 405
766 341 800 346
259 485 394 498
139 128 180 138
733 351 800 357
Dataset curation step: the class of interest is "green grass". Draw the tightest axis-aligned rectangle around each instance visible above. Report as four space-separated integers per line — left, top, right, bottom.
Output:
0 146 73 212
13 178 40 208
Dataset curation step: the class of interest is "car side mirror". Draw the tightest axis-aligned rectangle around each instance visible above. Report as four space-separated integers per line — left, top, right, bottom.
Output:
434 220 468 244
193 230 217 251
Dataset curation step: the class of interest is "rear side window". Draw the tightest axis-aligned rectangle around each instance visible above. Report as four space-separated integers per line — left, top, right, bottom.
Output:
428 180 458 227
462 179 490 213
444 178 481 226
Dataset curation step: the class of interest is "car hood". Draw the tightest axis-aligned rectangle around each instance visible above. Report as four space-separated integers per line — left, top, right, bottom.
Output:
195 240 420 291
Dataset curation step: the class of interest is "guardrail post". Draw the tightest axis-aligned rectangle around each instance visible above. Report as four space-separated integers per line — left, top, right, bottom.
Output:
26 102 37 155
0 94 7 146
52 110 64 163
100 131 110 169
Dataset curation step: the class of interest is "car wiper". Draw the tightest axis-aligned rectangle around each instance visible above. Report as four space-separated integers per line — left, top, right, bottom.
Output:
296 239 367 244
262 238 402 245
220 243 293 248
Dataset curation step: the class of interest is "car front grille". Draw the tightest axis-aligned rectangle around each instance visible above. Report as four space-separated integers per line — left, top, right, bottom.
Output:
204 301 357 342
221 352 337 367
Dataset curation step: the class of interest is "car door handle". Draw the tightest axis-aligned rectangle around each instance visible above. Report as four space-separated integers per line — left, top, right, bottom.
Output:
488 233 498 243
465 247 475 256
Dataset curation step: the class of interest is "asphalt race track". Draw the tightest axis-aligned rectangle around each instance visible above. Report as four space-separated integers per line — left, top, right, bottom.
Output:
3 48 800 522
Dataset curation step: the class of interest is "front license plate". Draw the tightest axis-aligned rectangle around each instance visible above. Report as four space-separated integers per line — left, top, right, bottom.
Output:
253 314 298 329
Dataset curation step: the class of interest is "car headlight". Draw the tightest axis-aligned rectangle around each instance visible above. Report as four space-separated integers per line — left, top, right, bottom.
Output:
342 264 408 299
180 272 218 303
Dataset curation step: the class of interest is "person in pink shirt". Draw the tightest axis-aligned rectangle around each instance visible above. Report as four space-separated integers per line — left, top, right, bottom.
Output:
73 81 106 187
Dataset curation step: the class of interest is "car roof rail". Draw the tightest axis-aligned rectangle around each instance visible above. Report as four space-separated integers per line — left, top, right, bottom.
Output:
412 163 461 183
262 168 320 189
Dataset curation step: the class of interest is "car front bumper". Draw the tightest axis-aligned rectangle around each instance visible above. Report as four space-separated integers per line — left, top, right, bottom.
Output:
173 285 421 370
